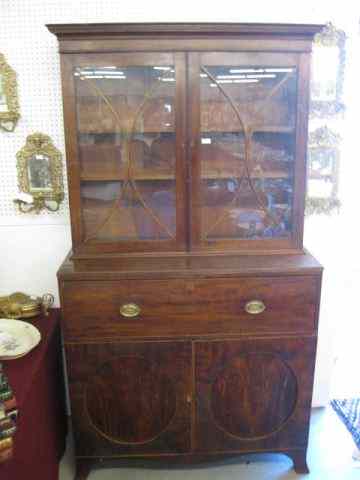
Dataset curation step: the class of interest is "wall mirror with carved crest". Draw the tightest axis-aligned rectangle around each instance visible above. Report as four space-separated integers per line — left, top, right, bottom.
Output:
307 23 346 215
14 133 64 213
310 23 346 119
0 53 20 132
306 126 341 215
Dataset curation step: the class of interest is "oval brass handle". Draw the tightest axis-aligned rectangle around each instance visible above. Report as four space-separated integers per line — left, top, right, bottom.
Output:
245 300 266 315
119 303 141 318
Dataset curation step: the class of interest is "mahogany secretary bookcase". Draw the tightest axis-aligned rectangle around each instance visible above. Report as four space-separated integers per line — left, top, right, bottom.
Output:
48 23 324 479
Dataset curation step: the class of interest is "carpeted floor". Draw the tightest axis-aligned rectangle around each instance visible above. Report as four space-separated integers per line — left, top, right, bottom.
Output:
331 399 360 449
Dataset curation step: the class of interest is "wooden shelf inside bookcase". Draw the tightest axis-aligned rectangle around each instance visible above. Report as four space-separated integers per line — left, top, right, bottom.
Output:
201 126 295 134
80 170 290 182
78 126 295 135
80 171 176 181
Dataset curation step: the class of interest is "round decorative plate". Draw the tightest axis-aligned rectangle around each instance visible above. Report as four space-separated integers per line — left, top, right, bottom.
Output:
0 319 41 360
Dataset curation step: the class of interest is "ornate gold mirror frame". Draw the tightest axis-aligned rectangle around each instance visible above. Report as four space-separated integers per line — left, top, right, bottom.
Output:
310 23 346 119
14 133 64 213
306 126 341 215
0 53 20 132
306 22 346 215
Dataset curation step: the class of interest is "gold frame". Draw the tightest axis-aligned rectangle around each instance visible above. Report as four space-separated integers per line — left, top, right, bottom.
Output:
306 126 341 215
14 133 64 213
0 53 20 132
310 23 346 118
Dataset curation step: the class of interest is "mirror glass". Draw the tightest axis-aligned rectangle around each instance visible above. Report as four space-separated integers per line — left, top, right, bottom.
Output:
0 74 8 113
311 45 339 102
308 147 337 198
27 154 53 192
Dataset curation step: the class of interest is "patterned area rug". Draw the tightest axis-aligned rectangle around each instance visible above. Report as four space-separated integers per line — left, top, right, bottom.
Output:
331 399 360 449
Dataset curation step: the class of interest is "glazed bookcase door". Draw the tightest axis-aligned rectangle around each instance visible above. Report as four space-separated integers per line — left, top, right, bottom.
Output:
195 337 316 452
195 337 315 451
62 52 187 255
189 52 309 252
65 342 192 456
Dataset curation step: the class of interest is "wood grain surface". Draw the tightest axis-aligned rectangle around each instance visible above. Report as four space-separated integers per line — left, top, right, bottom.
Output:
61 275 318 342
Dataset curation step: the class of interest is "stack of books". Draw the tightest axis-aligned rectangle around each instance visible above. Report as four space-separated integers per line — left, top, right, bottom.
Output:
0 364 17 463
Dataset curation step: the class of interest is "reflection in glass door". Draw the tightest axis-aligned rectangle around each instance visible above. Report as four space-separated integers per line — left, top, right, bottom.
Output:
75 61 178 242
199 62 297 241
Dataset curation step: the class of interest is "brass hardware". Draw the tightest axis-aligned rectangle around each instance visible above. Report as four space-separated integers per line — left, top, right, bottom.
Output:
244 300 266 315
186 394 192 404
119 303 141 318
0 292 54 319
42 293 54 316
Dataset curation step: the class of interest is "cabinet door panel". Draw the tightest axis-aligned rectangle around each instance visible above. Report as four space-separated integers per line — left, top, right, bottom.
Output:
66 341 191 456
189 52 307 252
195 337 316 452
63 52 187 255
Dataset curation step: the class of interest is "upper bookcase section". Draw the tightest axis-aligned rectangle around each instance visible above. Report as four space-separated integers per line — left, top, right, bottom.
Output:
48 23 323 258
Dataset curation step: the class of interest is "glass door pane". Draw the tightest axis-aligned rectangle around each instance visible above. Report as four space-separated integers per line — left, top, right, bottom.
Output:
198 60 297 242
74 59 178 243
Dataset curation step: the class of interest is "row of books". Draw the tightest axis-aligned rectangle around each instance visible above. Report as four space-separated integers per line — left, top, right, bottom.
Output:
0 364 17 464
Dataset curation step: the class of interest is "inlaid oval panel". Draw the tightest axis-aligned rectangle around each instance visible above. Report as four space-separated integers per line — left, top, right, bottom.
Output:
85 356 176 444
211 353 297 439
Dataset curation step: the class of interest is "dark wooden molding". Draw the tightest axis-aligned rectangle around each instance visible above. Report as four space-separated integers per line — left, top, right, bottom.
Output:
47 22 324 39
58 249 323 281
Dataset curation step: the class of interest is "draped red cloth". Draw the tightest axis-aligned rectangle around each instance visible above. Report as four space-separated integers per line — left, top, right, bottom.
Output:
0 309 67 479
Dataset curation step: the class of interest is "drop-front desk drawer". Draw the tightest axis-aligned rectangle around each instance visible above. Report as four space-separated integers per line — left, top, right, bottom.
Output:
61 276 319 342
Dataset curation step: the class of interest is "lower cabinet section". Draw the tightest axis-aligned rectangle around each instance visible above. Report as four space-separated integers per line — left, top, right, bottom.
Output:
66 336 316 458
65 342 192 456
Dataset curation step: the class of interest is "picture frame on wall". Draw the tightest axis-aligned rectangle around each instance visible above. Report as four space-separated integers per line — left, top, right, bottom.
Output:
0 53 20 132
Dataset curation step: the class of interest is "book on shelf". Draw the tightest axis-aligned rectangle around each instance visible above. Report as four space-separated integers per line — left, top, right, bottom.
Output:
3 397 17 413
0 373 9 388
0 417 14 432
0 437 13 452
0 381 10 392
6 409 18 422
0 425 16 439
0 446 13 463
0 389 13 402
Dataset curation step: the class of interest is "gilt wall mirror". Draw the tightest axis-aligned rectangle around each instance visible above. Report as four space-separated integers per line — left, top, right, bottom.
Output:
306 23 346 215
306 126 341 215
0 53 20 132
14 133 64 213
310 23 346 119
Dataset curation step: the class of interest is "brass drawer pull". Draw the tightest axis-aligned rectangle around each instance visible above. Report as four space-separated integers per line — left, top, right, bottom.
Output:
119 303 141 318
245 300 266 315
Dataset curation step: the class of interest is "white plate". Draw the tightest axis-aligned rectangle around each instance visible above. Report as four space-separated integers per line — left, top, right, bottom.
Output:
0 319 41 360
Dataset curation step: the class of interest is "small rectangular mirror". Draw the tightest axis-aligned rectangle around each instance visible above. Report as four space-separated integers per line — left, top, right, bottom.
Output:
28 154 53 192
310 23 346 118
0 74 9 113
